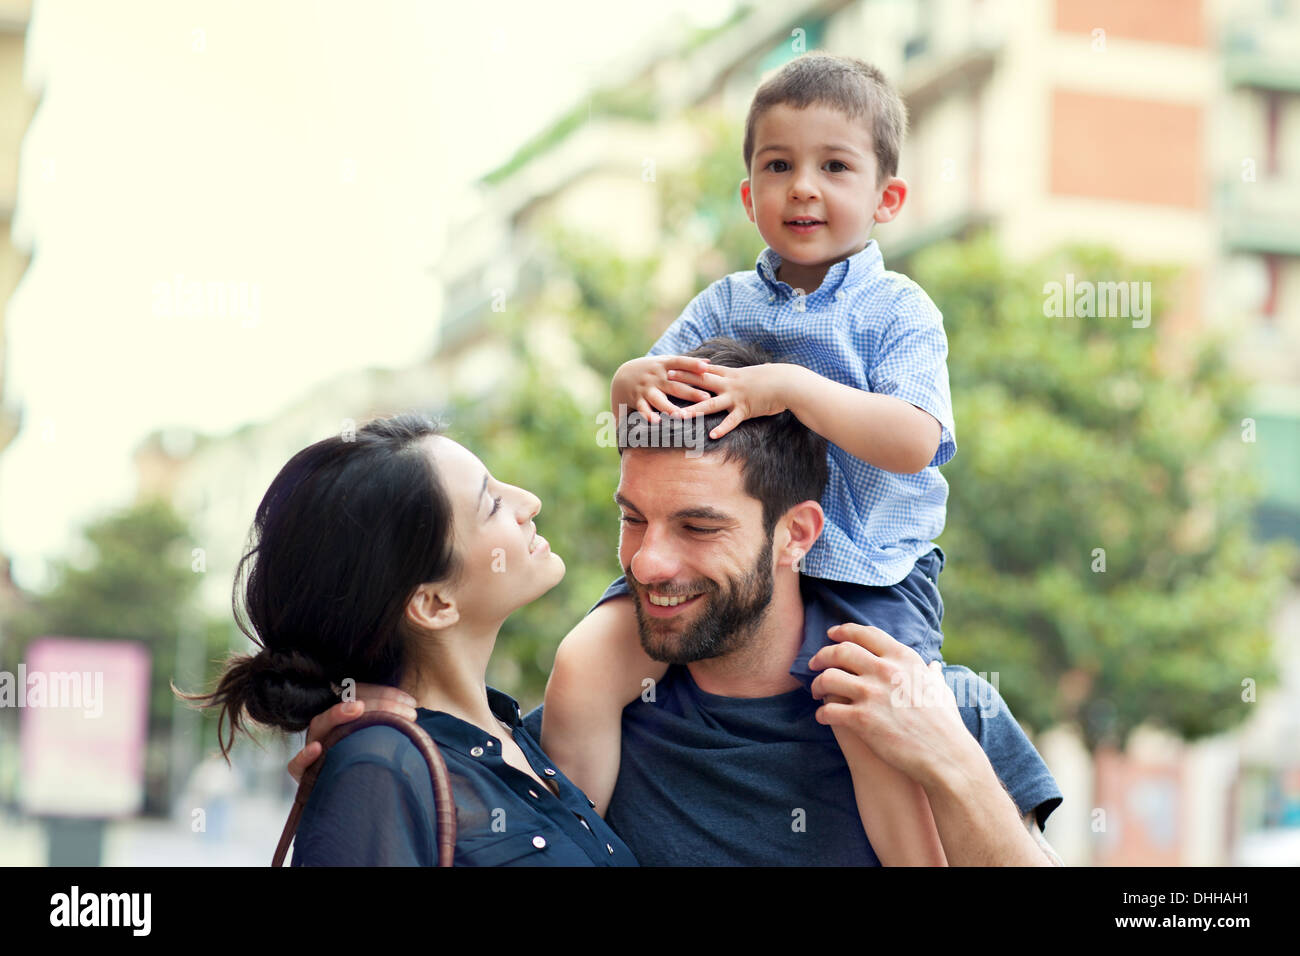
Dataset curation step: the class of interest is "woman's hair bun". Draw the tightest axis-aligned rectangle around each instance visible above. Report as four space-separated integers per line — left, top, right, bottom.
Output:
245 648 338 733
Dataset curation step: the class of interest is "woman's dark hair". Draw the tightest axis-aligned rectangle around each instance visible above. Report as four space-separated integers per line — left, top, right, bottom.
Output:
182 412 459 759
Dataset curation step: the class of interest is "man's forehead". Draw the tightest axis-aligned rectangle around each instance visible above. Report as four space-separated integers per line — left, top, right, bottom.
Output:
617 449 753 511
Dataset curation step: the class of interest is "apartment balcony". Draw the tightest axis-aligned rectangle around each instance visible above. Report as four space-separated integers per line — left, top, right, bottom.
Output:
1224 21 1300 93
1252 400 1300 544
891 1 1007 116
438 243 545 355
1220 179 1300 258
897 37 1003 115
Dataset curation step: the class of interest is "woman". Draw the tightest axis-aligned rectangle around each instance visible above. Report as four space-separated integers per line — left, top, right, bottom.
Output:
189 413 636 866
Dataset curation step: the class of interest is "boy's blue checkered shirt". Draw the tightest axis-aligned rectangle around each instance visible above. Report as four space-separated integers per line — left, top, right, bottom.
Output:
648 239 956 587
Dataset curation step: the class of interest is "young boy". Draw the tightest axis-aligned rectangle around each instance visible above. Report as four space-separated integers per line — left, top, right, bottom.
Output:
543 53 956 865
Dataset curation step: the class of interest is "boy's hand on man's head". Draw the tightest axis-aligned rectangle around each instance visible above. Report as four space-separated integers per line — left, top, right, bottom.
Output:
613 355 714 424
670 362 802 440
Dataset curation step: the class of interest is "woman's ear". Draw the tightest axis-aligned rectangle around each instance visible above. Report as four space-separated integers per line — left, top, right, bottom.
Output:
405 582 459 632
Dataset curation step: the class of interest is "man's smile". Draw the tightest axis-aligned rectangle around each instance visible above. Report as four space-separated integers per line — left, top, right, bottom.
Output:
644 590 703 616
631 584 708 618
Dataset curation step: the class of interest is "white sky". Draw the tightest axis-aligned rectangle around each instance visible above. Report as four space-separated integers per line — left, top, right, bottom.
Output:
0 0 738 590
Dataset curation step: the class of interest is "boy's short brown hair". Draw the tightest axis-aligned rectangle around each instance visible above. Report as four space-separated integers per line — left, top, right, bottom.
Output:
742 53 909 183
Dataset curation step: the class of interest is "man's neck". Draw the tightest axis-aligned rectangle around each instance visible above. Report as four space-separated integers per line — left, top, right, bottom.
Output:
686 576 805 698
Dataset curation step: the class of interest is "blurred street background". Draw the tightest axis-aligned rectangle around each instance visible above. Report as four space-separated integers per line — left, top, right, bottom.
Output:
0 0 1298 866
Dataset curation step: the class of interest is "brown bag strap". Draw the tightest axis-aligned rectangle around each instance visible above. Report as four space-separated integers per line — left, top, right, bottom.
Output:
273 710 457 867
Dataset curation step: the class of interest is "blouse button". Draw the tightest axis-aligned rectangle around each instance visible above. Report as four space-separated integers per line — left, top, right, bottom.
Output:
528 789 540 799
606 843 615 855
486 741 494 747
532 836 547 849
543 768 556 776
470 746 484 757
587 798 596 809
579 818 591 830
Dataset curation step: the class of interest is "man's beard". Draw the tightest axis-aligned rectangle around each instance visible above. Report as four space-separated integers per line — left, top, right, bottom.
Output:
627 532 775 665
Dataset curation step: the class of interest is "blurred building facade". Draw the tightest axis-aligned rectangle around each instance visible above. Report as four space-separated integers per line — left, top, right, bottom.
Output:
0 0 32 457
851 0 1300 866
434 0 1300 864
0 0 41 846
0 0 34 619
142 0 1299 864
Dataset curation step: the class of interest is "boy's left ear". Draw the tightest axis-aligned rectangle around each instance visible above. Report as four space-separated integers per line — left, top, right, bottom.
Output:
873 176 908 224
739 178 756 223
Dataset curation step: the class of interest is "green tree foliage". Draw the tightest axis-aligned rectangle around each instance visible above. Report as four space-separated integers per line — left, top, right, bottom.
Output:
462 112 1292 751
1 498 223 810
447 231 657 706
4 498 196 715
446 116 764 708
660 112 1293 748
661 113 767 284
911 235 1293 749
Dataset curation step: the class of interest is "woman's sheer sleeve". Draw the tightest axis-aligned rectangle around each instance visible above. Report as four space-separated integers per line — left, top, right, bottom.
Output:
291 728 439 867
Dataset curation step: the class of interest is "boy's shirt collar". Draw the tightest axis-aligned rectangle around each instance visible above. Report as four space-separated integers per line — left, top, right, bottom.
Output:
755 239 883 301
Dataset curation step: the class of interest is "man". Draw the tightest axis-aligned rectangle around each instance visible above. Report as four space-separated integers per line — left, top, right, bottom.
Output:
294 339 1063 865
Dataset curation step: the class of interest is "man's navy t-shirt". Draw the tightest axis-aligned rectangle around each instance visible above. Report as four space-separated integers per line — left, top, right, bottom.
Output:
523 663 1061 866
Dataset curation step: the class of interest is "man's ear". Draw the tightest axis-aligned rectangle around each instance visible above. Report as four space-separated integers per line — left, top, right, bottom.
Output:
873 176 907 224
779 500 825 572
405 582 459 633
740 178 756 223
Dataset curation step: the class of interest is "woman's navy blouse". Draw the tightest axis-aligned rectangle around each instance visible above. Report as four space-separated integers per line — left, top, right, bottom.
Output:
290 687 637 867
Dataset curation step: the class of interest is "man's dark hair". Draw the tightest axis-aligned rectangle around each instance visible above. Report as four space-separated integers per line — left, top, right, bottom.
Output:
618 337 829 535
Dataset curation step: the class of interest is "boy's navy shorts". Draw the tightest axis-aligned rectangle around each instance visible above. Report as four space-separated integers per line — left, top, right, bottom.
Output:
790 547 946 693
591 547 947 694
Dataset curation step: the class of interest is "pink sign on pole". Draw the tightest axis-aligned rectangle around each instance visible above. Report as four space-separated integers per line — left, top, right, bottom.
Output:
16 637 151 817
